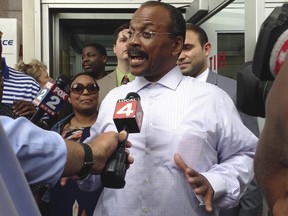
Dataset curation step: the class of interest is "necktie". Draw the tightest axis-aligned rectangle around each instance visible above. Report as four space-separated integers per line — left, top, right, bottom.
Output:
121 75 130 85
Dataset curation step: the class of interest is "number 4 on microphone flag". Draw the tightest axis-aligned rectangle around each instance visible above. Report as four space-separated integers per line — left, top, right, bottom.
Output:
113 97 143 133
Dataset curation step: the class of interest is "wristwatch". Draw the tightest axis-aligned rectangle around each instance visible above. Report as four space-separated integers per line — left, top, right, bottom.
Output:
76 143 94 179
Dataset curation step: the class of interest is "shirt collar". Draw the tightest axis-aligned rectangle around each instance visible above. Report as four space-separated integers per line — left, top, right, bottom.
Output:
195 67 209 82
132 65 183 92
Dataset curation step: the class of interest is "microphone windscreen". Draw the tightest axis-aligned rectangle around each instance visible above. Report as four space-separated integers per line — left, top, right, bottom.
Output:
252 4 288 80
269 29 288 77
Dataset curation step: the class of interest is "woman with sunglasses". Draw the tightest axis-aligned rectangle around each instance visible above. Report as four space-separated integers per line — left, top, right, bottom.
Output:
48 72 102 216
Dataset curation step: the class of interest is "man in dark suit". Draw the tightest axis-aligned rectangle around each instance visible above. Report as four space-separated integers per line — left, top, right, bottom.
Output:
177 23 262 216
97 23 135 108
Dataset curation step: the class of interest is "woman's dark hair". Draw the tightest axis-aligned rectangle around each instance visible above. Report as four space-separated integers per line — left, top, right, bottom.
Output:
70 72 100 91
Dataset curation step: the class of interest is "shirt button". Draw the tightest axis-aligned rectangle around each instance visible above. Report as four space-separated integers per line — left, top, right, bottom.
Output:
143 207 150 213
144 178 151 184
145 148 151 154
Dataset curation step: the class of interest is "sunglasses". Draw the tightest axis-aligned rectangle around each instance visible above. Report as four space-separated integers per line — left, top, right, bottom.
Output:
70 83 99 94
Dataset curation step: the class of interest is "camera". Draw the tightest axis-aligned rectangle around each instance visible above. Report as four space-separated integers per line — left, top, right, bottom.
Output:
237 62 273 118
236 3 288 117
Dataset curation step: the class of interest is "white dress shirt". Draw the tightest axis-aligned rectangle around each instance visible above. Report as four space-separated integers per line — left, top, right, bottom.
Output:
84 66 257 216
196 67 209 81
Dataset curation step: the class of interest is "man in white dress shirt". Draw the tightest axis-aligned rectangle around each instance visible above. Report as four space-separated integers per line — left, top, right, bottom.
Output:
83 1 258 216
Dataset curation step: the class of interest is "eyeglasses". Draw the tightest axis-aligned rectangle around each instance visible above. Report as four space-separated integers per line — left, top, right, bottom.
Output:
126 30 173 40
70 83 99 94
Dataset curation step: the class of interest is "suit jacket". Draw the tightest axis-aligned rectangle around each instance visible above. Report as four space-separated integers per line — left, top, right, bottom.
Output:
207 70 259 137
97 71 117 108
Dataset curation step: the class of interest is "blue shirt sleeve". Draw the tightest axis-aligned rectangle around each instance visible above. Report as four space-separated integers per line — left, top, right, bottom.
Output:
0 116 67 186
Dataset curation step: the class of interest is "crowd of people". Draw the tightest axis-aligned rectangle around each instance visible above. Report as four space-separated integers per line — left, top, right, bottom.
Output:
0 1 285 216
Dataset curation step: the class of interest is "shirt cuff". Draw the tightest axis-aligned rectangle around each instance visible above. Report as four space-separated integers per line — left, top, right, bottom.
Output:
195 172 226 205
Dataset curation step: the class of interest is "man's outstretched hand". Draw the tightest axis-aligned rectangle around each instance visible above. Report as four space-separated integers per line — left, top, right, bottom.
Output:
174 153 214 212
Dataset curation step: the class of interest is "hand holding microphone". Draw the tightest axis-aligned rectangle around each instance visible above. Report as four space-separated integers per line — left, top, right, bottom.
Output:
101 92 143 188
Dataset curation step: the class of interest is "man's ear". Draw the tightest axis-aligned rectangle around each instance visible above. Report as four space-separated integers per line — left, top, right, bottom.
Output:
204 42 212 57
172 36 184 57
113 44 116 55
102 55 108 64
68 96 72 104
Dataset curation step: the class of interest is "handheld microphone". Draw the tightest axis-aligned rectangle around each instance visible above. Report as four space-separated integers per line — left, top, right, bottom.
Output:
101 92 143 188
30 74 70 124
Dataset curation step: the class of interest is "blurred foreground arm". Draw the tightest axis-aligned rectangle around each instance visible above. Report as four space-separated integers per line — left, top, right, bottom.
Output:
254 55 288 215
0 116 132 186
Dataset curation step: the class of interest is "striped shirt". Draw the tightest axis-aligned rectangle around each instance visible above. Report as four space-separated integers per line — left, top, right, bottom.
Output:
2 67 40 105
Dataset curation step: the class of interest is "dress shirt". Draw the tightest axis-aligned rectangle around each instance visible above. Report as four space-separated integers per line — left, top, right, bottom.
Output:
0 116 67 186
196 67 209 81
84 66 257 216
115 66 135 86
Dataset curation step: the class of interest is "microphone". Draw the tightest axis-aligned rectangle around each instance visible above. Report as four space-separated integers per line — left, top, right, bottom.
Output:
30 74 70 124
101 92 143 188
237 62 273 117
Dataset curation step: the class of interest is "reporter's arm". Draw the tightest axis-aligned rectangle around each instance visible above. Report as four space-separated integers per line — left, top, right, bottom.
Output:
1 116 133 186
2 116 67 186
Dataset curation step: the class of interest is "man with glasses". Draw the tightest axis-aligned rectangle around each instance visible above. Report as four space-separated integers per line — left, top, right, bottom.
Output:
177 24 262 216
81 1 257 216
